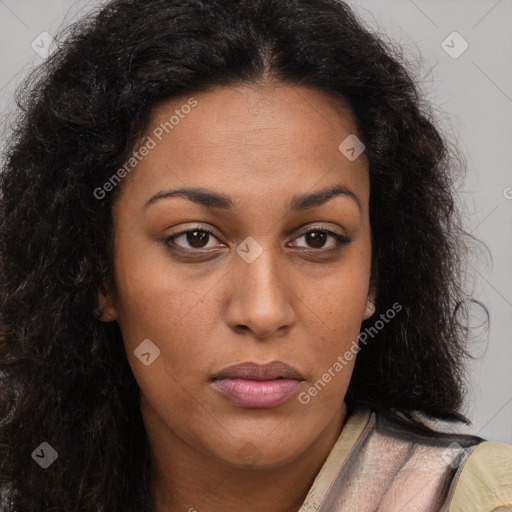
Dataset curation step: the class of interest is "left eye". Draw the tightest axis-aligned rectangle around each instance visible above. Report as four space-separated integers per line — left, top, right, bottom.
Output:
165 227 350 251
291 229 349 250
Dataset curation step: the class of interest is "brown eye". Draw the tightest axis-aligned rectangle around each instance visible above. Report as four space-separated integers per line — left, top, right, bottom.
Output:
165 228 222 250
291 228 351 251
164 225 351 255
304 231 328 249
184 230 209 249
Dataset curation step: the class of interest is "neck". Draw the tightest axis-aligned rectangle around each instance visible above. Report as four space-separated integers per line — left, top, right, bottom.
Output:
147 402 348 512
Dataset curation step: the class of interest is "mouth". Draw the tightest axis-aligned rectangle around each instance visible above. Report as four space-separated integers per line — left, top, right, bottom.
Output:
210 361 305 408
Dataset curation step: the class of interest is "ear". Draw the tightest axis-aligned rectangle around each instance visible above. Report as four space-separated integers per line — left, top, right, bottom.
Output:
363 251 379 320
362 296 376 321
362 280 377 321
94 285 118 322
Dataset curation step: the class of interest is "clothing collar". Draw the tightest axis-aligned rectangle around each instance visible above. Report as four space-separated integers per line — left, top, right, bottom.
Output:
298 404 373 512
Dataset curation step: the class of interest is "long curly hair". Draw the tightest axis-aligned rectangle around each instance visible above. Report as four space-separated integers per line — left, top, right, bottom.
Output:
0 0 488 510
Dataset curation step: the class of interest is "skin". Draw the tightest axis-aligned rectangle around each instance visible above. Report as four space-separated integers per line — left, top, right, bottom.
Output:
98 81 376 512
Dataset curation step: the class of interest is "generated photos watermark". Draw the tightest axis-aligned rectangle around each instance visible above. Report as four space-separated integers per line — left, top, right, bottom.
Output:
94 97 198 200
298 301 403 404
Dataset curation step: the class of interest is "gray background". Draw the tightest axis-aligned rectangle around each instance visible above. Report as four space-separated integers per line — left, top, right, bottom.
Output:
0 0 511 442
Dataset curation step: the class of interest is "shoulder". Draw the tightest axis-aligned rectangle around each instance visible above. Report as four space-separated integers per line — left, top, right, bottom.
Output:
302 405 512 512
446 440 512 511
370 406 512 510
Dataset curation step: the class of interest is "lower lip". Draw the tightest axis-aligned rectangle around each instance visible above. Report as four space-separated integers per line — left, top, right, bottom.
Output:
211 378 302 408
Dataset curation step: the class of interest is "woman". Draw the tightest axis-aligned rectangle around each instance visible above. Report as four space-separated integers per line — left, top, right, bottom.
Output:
0 0 511 510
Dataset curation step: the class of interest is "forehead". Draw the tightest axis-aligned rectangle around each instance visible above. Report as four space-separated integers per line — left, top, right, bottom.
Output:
149 82 361 158
114 82 369 212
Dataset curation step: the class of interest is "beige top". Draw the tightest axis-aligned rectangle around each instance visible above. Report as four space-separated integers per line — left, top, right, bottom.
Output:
299 404 512 512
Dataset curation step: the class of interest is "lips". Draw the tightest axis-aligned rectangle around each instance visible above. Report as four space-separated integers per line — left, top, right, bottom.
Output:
210 361 304 408
212 361 304 381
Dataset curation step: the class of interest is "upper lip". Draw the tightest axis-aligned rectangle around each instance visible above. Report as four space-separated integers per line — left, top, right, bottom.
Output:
212 361 304 381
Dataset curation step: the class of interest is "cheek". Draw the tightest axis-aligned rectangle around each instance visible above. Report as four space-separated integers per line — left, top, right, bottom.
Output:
302 251 371 328
112 231 202 338
115 274 212 383
297 253 371 383
110 240 209 389
295 288 364 411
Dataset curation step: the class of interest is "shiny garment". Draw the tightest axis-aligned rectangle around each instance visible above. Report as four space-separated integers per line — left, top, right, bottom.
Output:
299 404 512 512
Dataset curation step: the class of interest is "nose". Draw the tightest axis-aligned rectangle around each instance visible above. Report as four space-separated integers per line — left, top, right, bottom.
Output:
225 242 296 339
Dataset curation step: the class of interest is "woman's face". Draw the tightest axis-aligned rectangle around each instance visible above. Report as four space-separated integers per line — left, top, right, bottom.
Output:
100 82 375 469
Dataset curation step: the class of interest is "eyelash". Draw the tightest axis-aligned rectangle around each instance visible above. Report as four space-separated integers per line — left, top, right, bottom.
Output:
163 226 352 254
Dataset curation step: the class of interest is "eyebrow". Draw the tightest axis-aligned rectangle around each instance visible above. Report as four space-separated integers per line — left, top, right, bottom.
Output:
143 183 361 213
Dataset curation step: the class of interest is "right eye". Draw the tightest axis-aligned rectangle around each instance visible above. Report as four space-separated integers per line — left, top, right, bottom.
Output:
164 227 225 251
